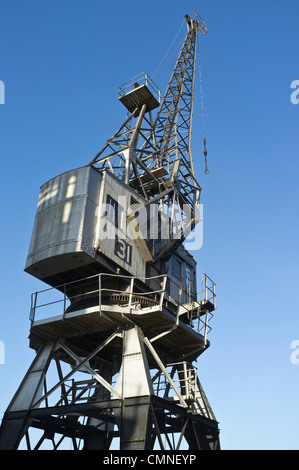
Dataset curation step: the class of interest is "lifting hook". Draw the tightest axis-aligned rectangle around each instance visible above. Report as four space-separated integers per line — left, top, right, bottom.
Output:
203 137 209 174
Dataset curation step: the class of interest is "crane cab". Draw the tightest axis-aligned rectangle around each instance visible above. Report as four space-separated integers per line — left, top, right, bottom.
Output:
25 165 150 287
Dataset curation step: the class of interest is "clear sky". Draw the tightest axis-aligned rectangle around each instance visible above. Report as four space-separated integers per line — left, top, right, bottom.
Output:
0 0 299 451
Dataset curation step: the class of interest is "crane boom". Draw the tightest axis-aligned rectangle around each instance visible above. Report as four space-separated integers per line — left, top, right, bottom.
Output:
89 12 207 260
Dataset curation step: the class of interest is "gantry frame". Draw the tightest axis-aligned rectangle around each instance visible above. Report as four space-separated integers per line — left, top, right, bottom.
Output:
0 321 219 450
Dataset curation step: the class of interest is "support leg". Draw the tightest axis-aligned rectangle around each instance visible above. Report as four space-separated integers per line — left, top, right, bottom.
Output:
0 342 56 450
114 326 154 450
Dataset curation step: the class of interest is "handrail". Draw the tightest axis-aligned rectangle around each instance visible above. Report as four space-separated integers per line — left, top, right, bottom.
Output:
29 271 216 338
30 271 215 303
30 273 167 323
118 72 161 104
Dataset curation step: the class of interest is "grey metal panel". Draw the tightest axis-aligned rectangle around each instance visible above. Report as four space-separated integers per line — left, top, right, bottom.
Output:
94 171 147 279
26 167 92 269
25 166 148 283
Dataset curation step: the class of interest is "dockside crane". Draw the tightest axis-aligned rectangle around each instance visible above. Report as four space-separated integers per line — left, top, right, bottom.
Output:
0 13 219 451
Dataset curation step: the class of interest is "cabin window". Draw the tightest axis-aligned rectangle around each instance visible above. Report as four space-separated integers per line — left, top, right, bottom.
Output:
106 195 118 227
172 257 181 280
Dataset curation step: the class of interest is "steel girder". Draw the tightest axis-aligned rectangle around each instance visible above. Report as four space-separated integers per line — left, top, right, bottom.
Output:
0 325 219 450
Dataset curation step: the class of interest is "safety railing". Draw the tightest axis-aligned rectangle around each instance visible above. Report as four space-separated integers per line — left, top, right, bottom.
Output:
164 273 216 340
152 362 197 402
199 273 216 309
29 272 216 340
118 72 161 104
57 377 118 405
29 272 167 324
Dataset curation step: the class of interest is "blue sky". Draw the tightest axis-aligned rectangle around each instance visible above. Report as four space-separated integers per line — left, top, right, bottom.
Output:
0 0 299 450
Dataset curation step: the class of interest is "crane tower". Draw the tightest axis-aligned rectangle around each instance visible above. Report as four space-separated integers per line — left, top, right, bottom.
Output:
0 13 220 450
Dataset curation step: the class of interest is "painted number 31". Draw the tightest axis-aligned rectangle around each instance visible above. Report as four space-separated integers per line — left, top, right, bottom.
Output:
115 237 132 266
